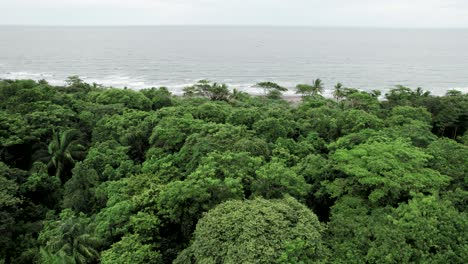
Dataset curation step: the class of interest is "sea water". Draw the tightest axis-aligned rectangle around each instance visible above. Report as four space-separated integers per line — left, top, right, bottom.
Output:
1 26 467 95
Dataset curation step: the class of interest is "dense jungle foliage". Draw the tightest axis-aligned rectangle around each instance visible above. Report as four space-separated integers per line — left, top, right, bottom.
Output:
0 77 467 263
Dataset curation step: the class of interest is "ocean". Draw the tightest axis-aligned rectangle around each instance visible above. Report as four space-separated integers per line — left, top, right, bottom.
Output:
1 26 467 96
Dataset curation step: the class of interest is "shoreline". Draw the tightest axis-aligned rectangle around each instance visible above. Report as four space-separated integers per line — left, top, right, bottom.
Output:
1 77 467 99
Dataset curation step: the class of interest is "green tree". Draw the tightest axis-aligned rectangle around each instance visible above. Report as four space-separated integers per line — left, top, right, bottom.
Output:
140 87 173 110
39 248 75 264
93 173 163 246
325 138 450 205
65 76 86 88
175 123 249 172
24 103 76 138
446 89 463 97
92 110 157 162
432 92 467 138
327 195 468 263
382 121 437 147
194 151 263 190
61 75 94 94
295 84 313 97
427 138 468 185
226 107 262 129
62 162 99 214
229 88 250 101
311 78 324 96
414 87 430 97
327 129 378 152
266 89 284 100
255 81 288 95
383 106 436 147
158 150 257 233
253 117 293 142
338 109 383 135
47 129 85 181
157 176 244 240
340 90 381 113
370 195 468 263
232 137 271 158
88 88 152 111
333 82 344 101
295 105 340 141
252 159 310 199
384 85 414 106
370 89 381 98
0 112 32 147
81 140 137 182
183 80 231 101
192 102 231 123
0 163 21 261
207 83 231 101
255 81 288 98
39 209 100 264
175 197 327 264
101 235 162 264
23 162 61 208
150 115 204 152
386 106 432 126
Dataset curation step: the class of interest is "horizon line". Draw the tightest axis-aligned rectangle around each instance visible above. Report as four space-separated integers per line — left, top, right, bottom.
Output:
1 24 467 30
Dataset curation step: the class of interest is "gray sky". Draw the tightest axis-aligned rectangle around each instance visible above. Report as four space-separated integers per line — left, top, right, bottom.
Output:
1 0 468 28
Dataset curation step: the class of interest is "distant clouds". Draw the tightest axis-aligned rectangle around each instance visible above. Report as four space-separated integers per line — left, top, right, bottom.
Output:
1 0 467 27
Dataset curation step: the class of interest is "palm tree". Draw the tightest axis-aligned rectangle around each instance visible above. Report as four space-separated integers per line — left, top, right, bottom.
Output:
39 248 75 264
43 210 100 264
311 79 324 96
48 129 84 181
230 88 249 100
207 82 230 101
414 87 431 97
414 87 424 97
370 90 382 98
333 82 344 101
295 84 313 97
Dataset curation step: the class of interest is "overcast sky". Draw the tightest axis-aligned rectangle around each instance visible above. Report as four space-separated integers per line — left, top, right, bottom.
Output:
1 0 468 28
